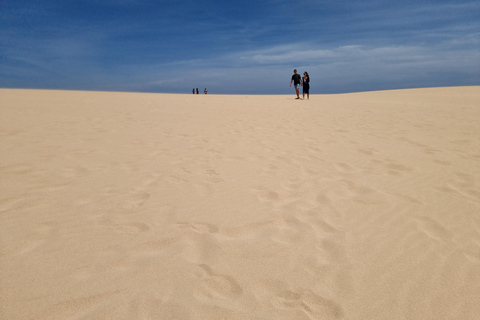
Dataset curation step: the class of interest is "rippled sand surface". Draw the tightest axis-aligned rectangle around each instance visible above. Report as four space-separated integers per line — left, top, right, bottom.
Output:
1 87 479 319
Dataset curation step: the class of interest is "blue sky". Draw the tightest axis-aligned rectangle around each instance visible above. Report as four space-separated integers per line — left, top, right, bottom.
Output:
1 0 479 94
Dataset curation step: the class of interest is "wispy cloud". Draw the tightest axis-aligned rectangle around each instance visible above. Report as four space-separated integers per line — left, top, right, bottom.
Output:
1 0 478 93
109 41 479 94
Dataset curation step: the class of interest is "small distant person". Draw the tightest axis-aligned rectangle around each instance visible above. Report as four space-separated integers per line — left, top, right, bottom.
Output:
196 88 199 94
289 69 301 99
193 88 195 94
302 71 310 100
204 88 208 94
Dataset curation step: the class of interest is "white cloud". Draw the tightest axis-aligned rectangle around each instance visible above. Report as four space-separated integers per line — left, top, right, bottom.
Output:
183 43 479 93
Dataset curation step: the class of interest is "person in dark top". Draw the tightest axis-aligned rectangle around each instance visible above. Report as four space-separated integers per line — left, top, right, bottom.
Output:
193 88 195 94
289 69 301 99
204 88 208 94
302 71 310 100
196 88 199 94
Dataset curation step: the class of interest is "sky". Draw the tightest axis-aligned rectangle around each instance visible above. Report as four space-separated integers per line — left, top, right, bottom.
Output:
1 0 479 94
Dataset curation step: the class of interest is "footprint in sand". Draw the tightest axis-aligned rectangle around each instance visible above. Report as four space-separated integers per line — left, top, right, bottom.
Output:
176 222 219 234
357 147 378 156
194 264 242 301
252 186 281 203
315 193 332 205
61 165 89 178
166 175 188 184
203 168 223 183
334 162 353 173
298 214 341 235
271 289 343 319
134 236 182 255
433 159 451 166
252 280 343 319
315 238 347 262
271 217 305 244
386 162 412 174
112 222 150 234
123 192 150 209
220 220 276 240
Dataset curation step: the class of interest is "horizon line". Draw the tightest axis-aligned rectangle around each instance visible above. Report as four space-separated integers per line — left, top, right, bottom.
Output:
2 85 479 96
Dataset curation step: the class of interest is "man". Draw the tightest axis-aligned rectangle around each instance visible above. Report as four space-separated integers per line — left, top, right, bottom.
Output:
289 69 301 99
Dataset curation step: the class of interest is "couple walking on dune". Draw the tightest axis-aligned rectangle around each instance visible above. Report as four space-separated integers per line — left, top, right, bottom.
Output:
289 69 310 100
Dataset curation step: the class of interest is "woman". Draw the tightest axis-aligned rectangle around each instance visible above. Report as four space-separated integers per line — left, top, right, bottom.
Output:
302 71 310 100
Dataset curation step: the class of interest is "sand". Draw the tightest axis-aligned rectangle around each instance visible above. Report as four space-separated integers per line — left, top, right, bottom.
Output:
1 87 479 319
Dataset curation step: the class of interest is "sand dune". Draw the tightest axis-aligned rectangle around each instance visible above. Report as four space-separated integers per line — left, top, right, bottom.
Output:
1 87 479 319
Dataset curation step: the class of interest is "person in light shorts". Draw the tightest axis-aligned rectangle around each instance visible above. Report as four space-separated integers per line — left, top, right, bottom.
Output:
289 69 301 99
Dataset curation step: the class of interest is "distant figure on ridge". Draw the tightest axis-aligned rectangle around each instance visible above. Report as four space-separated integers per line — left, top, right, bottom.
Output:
302 71 310 100
289 69 301 99
193 88 195 94
204 88 208 94
196 88 199 94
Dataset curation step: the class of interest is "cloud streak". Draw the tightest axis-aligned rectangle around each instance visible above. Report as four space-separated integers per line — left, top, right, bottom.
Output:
108 42 479 94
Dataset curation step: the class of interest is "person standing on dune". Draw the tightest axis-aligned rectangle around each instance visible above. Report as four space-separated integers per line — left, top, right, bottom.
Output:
302 71 310 100
290 69 301 99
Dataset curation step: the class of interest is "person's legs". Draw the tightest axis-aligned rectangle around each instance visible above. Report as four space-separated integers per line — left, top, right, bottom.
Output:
295 84 300 98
